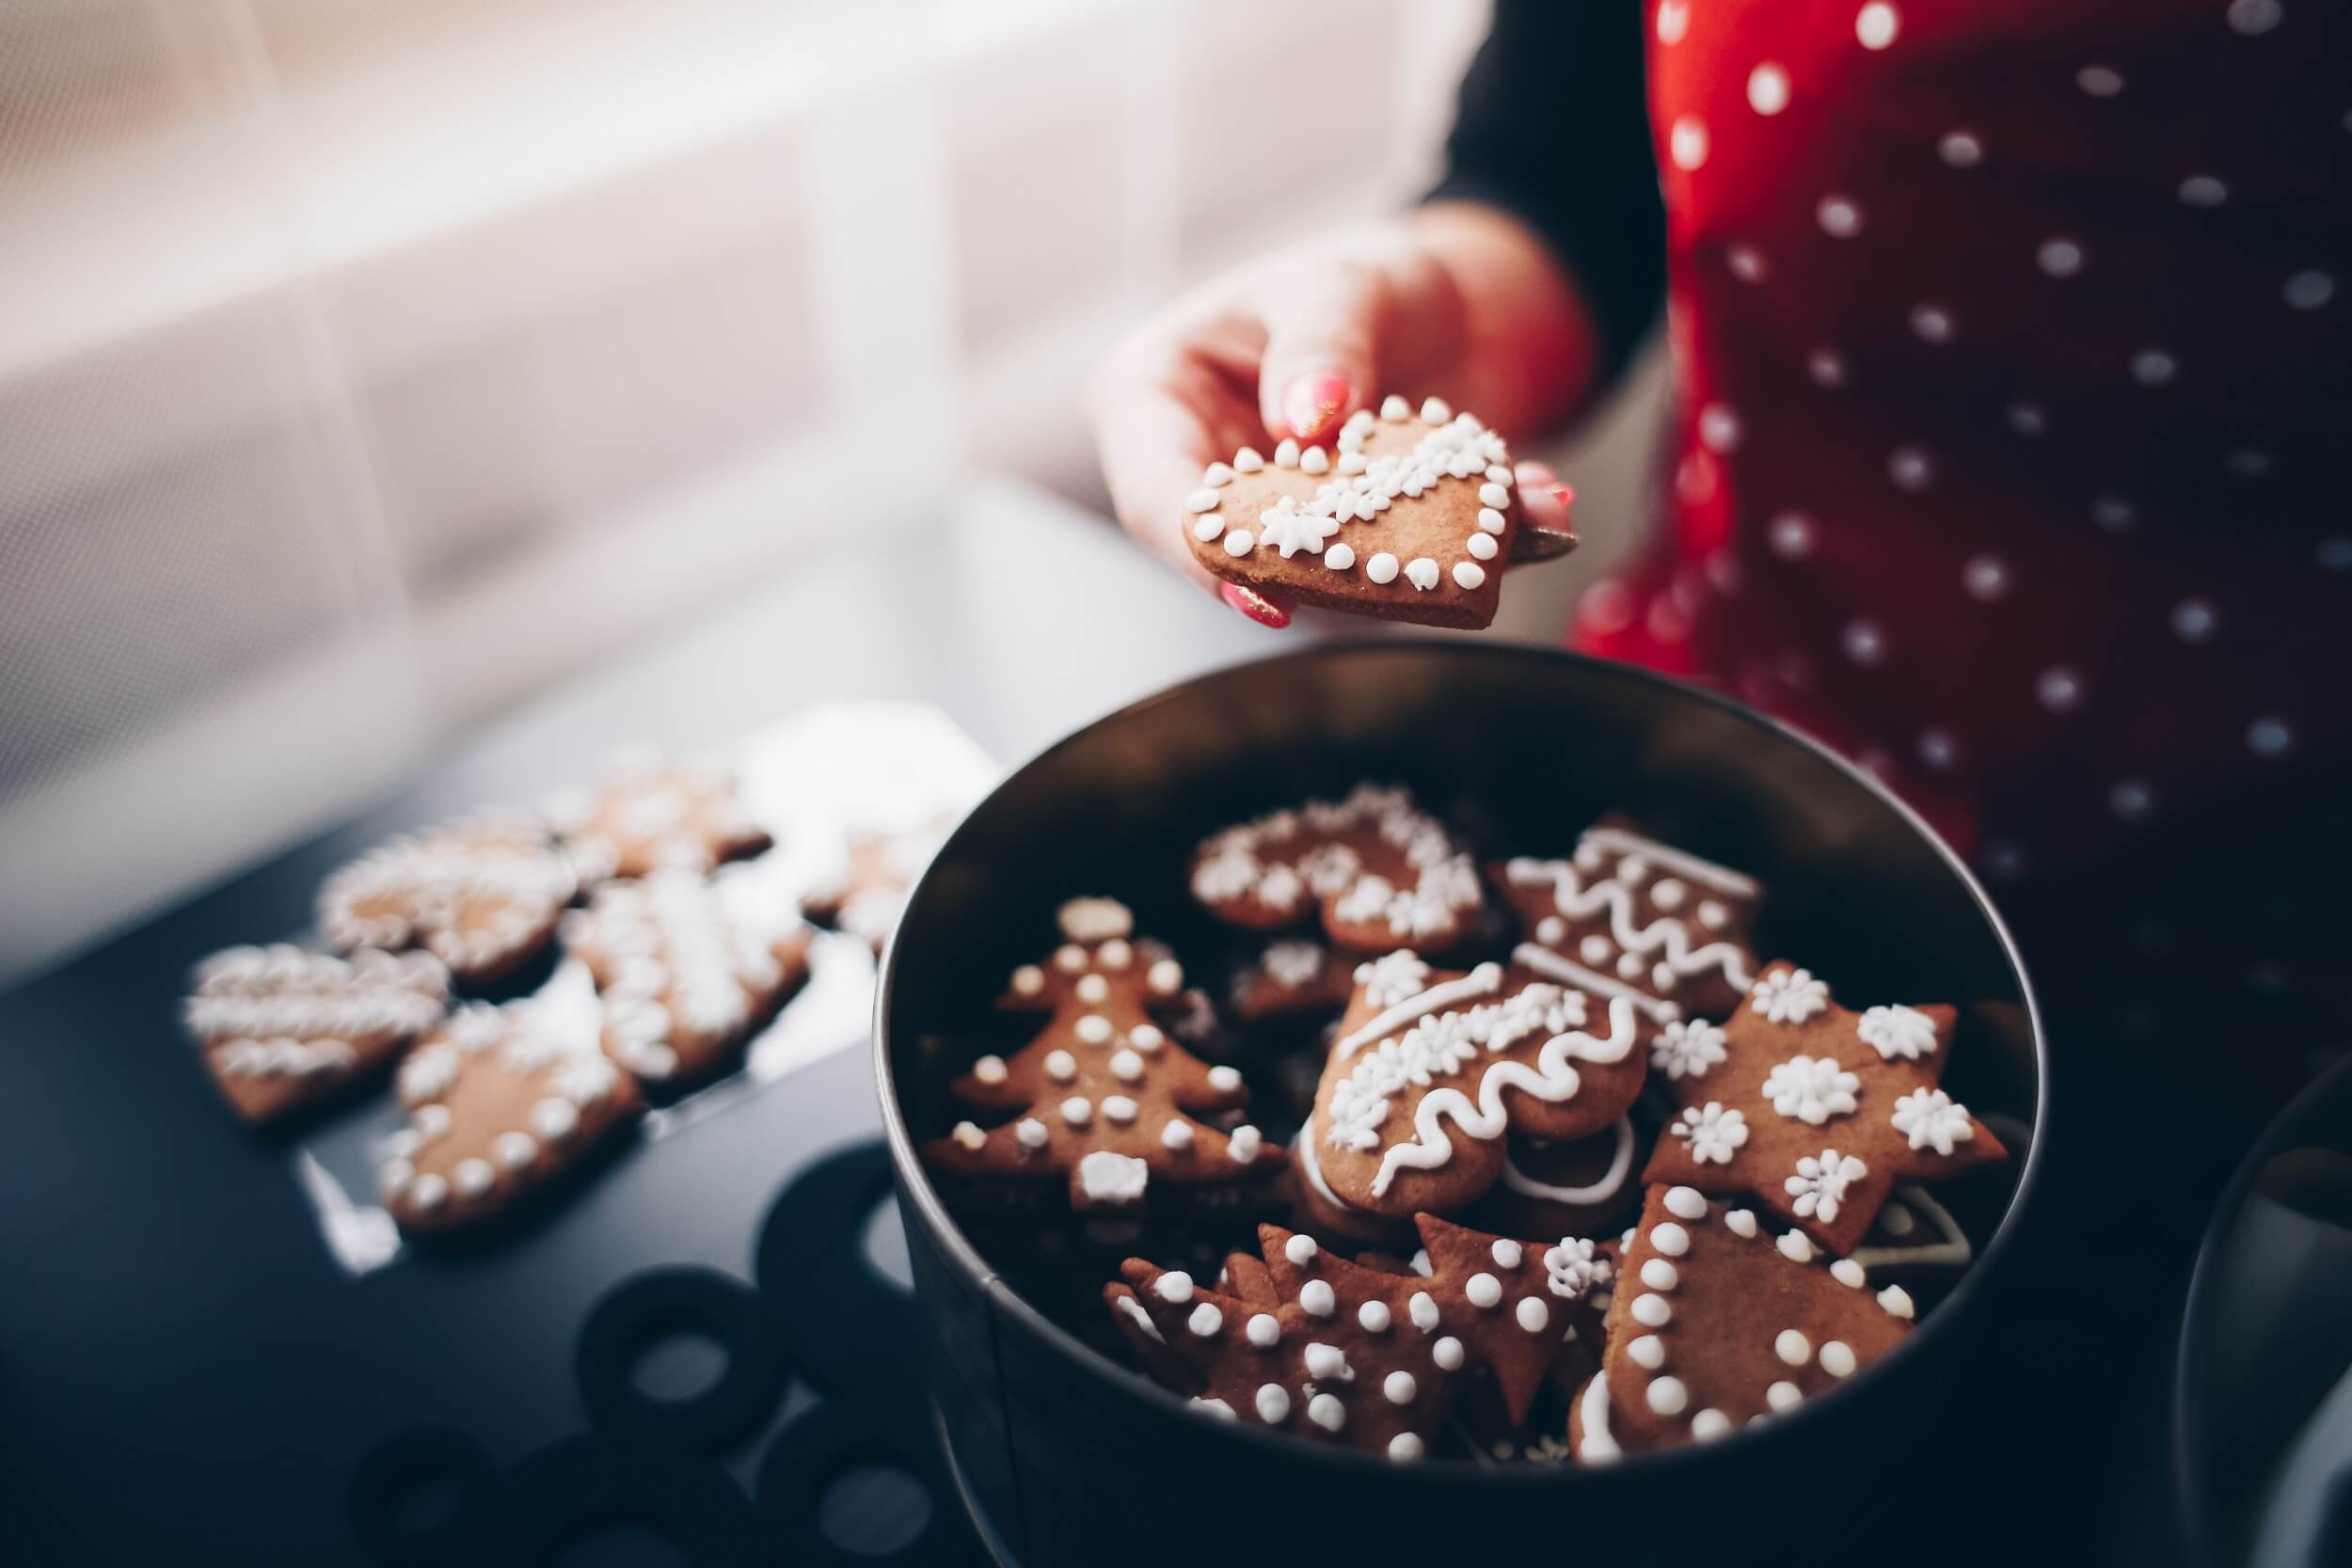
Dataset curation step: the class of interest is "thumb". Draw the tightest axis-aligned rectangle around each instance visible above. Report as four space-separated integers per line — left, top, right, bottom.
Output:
1254 264 1387 445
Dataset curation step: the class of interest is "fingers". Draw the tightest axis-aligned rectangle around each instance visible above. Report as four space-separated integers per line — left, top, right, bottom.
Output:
1253 259 1389 444
1508 460 1579 564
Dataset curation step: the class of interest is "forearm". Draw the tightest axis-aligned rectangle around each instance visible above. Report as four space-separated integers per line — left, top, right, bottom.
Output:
1407 199 1604 440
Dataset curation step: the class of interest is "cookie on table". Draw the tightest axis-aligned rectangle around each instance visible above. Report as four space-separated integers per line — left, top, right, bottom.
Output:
1569 1185 1915 1460
1227 937 1356 1022
801 826 942 953
542 752 770 884
562 872 813 1087
379 1002 643 1235
1190 784 1486 953
920 898 1286 1214
183 944 449 1126
1494 816 1762 1027
1304 949 1645 1225
1182 398 1525 630
319 816 574 988
1641 961 2007 1256
1470 1116 1648 1242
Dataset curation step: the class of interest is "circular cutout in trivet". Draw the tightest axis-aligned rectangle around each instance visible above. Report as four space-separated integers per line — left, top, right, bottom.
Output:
451 1433 761 1568
347 1426 495 1567
755 1140 920 1398
576 1266 788 1451
756 1401 977 1567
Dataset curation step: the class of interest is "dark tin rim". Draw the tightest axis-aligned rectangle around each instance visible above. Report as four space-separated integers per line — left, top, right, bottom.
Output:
874 638 2050 1481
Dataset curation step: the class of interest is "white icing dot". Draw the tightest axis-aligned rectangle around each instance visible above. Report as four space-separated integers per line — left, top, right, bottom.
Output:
1490 1239 1524 1269
1274 438 1300 468
973 1054 1009 1085
1128 1022 1163 1051
1855 3 1899 49
1324 543 1356 572
1299 445 1329 475
1255 1384 1291 1423
409 1172 449 1212
1820 1339 1859 1378
1075 1014 1113 1044
492 1131 538 1170
1466 1273 1502 1308
1300 1280 1337 1317
1016 1118 1048 1149
1185 489 1220 514
1195 1398 1234 1419
1232 447 1263 473
1663 1186 1708 1221
1629 1334 1666 1370
1011 966 1044 996
1451 562 1486 591
1380 395 1410 421
1308 1392 1345 1432
1227 1125 1263 1163
1055 944 1089 973
1161 1119 1193 1150
1631 1293 1672 1328
2249 716 2296 758
1880 1285 1915 1318
1283 1233 1318 1266
1640 1259 1679 1291
2078 64 2124 97
1725 1209 1757 1238
1818 195 1864 238
1669 116 1708 171
1351 1300 1390 1333
1222 529 1255 557
1467 532 1499 562
1045 1050 1076 1083
1421 397 1452 423
2180 174 2228 207
1110 1050 1145 1083
1776 1231 1816 1263
1202 462 1233 487
1103 1095 1137 1125
1432 1336 1465 1370
1767 1380 1804 1411
1366 552 1400 585
1645 1375 1690 1416
952 1120 986 1151
1207 1066 1242 1092
2037 238 2085 278
1831 1258 1867 1288
1384 1370 1418 1405
1692 1408 1732 1440
1187 1302 1223 1338
1388 1433 1425 1462
1516 1297 1550 1333
1155 1271 1195 1304
1938 130 1983 167
1774 1328 1813 1366
1305 1341 1348 1380
1247 1313 1280 1347
1191 515 1223 544
2285 270 2336 311
1059 1096 1092 1126
1747 63 1790 115
453 1157 495 1198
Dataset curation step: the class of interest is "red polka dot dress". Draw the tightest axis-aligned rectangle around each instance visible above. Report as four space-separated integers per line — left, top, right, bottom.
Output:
1571 0 2352 1094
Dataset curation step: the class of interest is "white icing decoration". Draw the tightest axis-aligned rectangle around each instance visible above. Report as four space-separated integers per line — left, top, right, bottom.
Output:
1358 1300 1392 1333
1222 529 1255 556
1227 1125 1263 1163
1260 940 1326 990
1366 552 1399 584
1433 1336 1465 1370
1652 1018 1728 1081
1325 543 1357 571
973 1054 1008 1085
1820 1340 1858 1378
1186 489 1221 513
1284 1233 1319 1265
1384 1370 1418 1405
1859 1004 1938 1060
952 1121 987 1150
1786 1148 1867 1222
1774 1328 1812 1366
1060 1096 1092 1125
1692 1408 1732 1441
1274 438 1300 467
1011 966 1045 996
1543 1237 1610 1301
1233 446 1264 473
1640 1259 1678 1291
1475 507 1506 535
1421 397 1452 423
1187 1302 1223 1337
1832 1259 1868 1288
1329 960 1502 1060
1478 481 1510 508
1103 1096 1137 1124
1578 1371 1621 1463
1154 1272 1195 1304
1776 1231 1816 1263
1257 495 1341 558
1247 1313 1280 1347
1649 1222 1691 1258
1468 532 1499 561
1512 942 1684 1025
1515 1297 1549 1333
1308 1393 1345 1432
1725 1208 1757 1238
1879 1285 1915 1319
1255 1384 1291 1423
1853 1186 1973 1271
1504 848 1755 1003
1409 1291 1439 1330
1045 1050 1077 1083
1074 1014 1113 1045
1629 1334 1665 1370
1380 395 1410 420
1075 974 1109 1004
1752 967 1831 1023
1160 1119 1193 1151
1891 1087 1975 1155
1203 462 1234 486
1299 1280 1336 1317
1404 557 1440 591
1207 1066 1242 1092
1467 1273 1502 1308
1672 1101 1749 1164
1196 1397 1235 1418
1764 1055 1860 1124
1119 1297 1165 1343
1452 562 1486 590
1128 1022 1164 1051
1055 944 1089 974
1502 1117 1634 1208
1631 1293 1671 1327
1767 1380 1803 1411
1646 1376 1689 1416
1304 1341 1351 1381
1300 445 1330 475
1016 1117 1048 1149
1389 1433 1425 1463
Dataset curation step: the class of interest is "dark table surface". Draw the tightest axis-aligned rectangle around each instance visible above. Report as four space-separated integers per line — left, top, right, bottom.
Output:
0 480 2244 1566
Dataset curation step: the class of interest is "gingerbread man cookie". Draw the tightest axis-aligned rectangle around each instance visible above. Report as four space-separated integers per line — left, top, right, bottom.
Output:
183 944 449 1126
1190 784 1486 953
319 816 574 987
920 899 1286 1212
1182 399 1526 629
1569 1185 1915 1460
1641 963 2007 1256
562 872 813 1087
543 752 770 884
1303 949 1644 1224
379 1002 643 1235
1494 817 1762 1027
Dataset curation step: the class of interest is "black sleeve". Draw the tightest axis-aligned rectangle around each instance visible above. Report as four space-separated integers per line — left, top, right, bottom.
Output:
1426 0 1665 388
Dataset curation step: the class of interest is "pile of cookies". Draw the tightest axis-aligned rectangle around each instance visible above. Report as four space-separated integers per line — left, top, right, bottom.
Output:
183 752 925 1240
916 784 2011 1463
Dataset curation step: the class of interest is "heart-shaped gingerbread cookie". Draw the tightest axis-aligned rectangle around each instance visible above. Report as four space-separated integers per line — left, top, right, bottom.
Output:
1182 397 1519 628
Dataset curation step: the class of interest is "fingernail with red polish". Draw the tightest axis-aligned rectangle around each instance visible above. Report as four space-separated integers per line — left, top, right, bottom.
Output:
1281 373 1353 442
1220 582 1292 629
1550 483 1577 512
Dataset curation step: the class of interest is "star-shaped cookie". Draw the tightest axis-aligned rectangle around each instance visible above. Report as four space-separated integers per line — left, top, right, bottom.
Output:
1640 962 2006 1255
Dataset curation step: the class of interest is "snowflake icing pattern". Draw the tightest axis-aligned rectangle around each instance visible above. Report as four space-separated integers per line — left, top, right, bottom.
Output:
1858 1004 1937 1061
1651 1018 1727 1081
1891 1088 1976 1156
1354 950 1431 1008
1762 1053 1860 1125
1256 496 1342 558
1784 1148 1868 1223
1751 967 1831 1023
1672 1101 1749 1164
1543 1236 1611 1301
1262 940 1326 990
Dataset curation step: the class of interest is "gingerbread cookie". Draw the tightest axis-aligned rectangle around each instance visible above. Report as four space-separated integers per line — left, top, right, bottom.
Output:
1472 1117 1647 1241
1641 963 2007 1256
1189 784 1485 952
1495 817 1762 1026
183 944 449 1126
1570 1185 1915 1460
801 826 942 953
1182 399 1524 629
379 1002 643 1235
1113 1216 1613 1459
543 752 770 884
919 899 1286 1212
1304 949 1644 1223
561 872 813 1086
319 816 574 987
1851 1184 1975 1275
1227 937 1356 1022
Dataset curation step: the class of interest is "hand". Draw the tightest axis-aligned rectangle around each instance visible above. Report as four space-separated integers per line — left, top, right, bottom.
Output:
1087 203 1597 626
